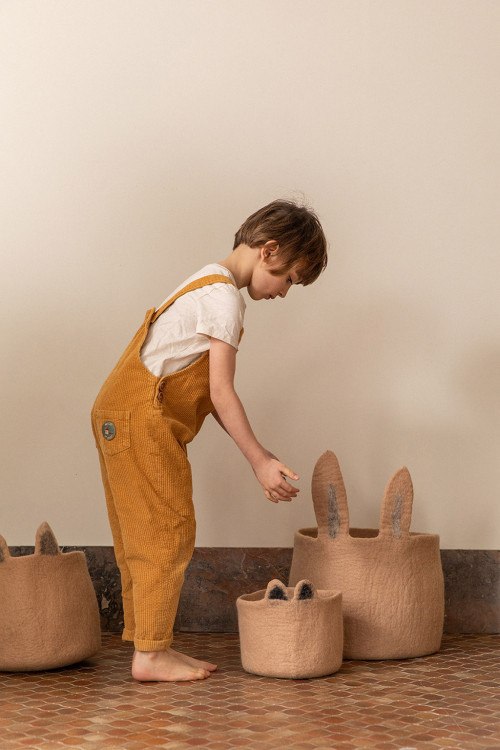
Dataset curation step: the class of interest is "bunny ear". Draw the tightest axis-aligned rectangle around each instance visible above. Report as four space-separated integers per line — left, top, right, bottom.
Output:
312 451 349 538
34 522 61 556
265 579 289 601
379 467 413 538
294 580 316 601
0 534 10 563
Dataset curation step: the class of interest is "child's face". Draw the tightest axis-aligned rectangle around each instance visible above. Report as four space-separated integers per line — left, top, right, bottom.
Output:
248 255 301 301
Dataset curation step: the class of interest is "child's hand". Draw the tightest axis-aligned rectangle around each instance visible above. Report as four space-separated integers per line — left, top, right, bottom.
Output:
253 453 300 504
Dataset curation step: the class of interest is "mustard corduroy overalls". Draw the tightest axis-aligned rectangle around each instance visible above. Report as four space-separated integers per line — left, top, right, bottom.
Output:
91 274 236 651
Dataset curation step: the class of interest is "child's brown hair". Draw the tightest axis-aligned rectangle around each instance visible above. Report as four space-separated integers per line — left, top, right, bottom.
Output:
233 199 328 285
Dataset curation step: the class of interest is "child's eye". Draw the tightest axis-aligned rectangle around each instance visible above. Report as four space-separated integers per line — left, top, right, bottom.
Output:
287 277 293 285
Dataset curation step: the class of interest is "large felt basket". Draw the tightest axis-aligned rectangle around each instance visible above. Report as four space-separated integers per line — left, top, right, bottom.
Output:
289 451 444 660
0 523 101 671
237 579 343 679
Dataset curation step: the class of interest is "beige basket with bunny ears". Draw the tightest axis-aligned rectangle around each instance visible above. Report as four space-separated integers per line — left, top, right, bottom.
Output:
0 522 101 671
289 451 444 660
237 579 343 679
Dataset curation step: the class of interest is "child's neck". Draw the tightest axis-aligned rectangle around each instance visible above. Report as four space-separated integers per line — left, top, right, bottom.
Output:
218 244 258 290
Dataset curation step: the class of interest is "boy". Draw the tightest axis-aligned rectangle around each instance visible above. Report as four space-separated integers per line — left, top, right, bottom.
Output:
91 199 328 681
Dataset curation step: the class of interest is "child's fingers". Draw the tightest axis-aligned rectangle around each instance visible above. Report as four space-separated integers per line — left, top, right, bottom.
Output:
264 483 293 503
271 480 298 501
266 492 291 503
280 466 300 482
276 483 298 499
259 458 299 503
279 466 300 497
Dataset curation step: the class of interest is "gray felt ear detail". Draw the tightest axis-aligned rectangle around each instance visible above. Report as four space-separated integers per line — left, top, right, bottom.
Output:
328 483 340 539
265 579 288 601
35 522 61 556
392 492 403 538
0 534 10 563
294 580 315 600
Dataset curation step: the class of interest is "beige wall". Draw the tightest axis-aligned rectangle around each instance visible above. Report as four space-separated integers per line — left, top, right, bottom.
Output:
1 1 499 548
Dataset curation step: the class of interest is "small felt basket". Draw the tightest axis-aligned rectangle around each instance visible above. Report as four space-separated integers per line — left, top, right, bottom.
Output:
289 451 444 660
0 522 101 671
237 579 343 679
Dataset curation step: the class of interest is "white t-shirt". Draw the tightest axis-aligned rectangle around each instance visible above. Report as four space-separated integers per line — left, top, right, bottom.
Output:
140 264 246 377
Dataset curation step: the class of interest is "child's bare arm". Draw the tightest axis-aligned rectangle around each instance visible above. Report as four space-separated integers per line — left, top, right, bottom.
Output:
209 337 299 503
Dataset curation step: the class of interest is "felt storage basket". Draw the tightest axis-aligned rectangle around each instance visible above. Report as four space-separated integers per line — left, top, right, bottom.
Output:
237 579 343 679
289 451 444 660
0 522 101 671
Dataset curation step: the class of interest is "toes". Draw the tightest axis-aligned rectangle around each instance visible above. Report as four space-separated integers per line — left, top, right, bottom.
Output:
193 668 210 680
187 666 210 680
196 663 217 673
173 649 218 672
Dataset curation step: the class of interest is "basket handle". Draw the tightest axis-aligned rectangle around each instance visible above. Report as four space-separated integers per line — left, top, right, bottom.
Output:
378 467 413 538
312 451 350 539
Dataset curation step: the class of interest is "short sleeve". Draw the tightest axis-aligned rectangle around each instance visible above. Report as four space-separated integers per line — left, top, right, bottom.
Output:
195 283 245 350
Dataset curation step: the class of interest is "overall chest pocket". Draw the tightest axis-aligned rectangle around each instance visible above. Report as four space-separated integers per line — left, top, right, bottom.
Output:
93 409 131 456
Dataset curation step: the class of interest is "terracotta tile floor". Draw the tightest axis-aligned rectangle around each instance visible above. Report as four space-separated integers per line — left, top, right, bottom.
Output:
1 633 499 750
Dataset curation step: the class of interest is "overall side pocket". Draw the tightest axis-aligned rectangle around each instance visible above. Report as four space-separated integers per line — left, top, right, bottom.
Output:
93 409 131 456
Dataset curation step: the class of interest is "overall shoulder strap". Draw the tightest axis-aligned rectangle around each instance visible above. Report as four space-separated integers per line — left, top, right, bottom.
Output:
151 274 235 323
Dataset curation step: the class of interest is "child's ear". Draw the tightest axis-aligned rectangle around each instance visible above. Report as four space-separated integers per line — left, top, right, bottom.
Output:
261 240 280 261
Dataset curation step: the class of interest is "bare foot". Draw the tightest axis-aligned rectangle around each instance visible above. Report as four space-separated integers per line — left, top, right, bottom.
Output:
170 647 217 673
132 648 211 682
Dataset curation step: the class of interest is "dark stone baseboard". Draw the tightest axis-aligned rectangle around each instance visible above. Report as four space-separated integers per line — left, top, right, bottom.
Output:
8 546 499 635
